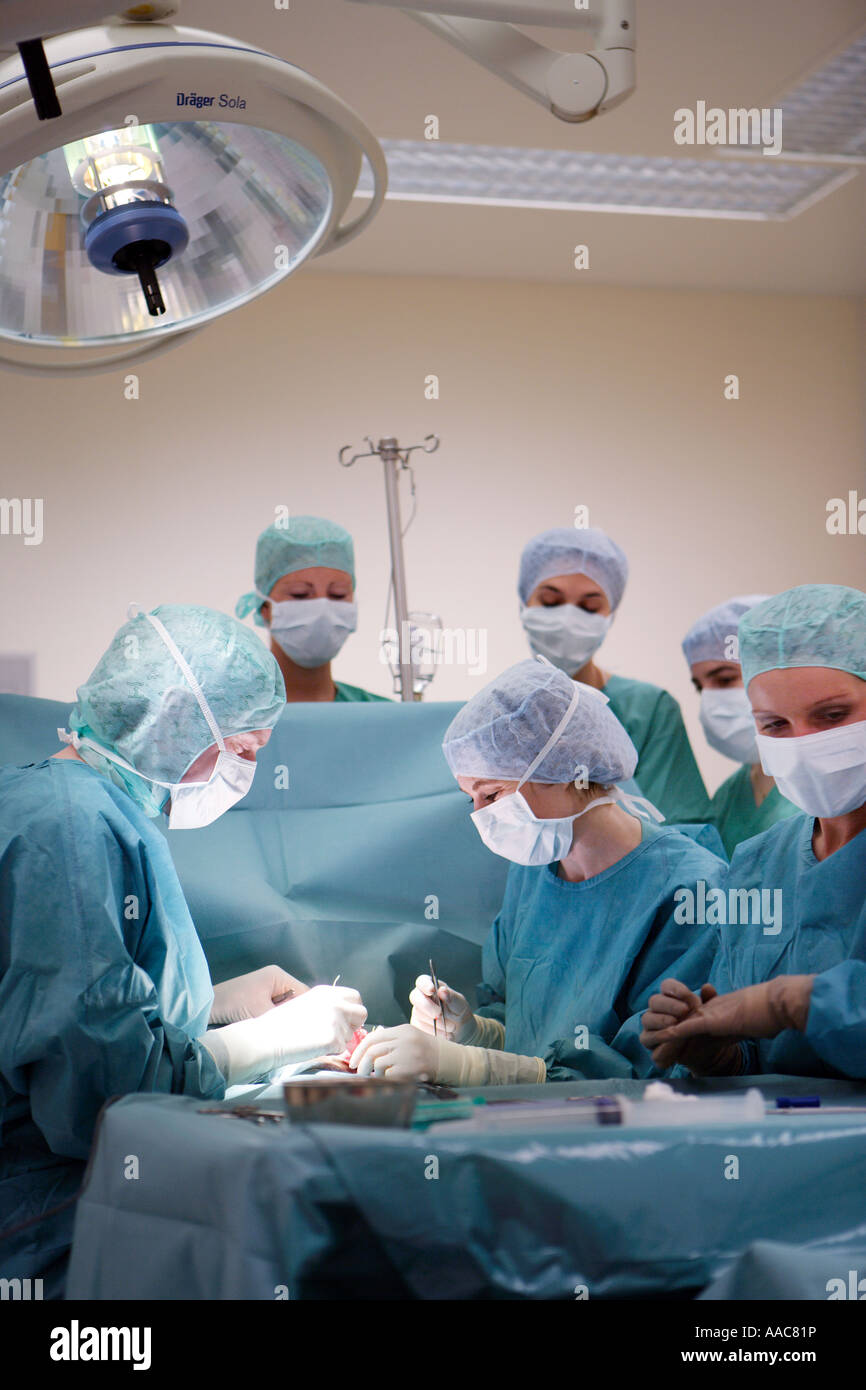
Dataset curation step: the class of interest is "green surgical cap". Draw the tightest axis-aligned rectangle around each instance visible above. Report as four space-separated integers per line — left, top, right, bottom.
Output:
236 516 356 626
740 584 866 689
70 605 286 804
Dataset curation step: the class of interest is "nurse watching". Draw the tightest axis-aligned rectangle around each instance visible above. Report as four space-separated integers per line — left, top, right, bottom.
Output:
518 526 709 823
350 657 724 1085
641 584 866 1079
682 594 798 856
236 515 390 703
0 604 365 1295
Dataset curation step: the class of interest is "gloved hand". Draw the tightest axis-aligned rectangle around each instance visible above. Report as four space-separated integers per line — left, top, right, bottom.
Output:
209 965 309 1025
350 1024 545 1086
353 1024 440 1080
409 975 475 1041
641 975 815 1075
641 980 743 1075
201 985 366 1086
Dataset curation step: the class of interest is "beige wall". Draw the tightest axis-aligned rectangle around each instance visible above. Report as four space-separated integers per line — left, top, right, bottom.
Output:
1 272 863 791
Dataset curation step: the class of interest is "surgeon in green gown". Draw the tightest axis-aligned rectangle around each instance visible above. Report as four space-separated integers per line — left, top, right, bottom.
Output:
349 657 724 1086
0 605 365 1296
682 594 798 856
516 526 709 823
236 516 391 704
642 584 866 1080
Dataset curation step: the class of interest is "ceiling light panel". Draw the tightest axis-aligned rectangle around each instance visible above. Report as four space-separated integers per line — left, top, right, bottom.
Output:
778 30 866 160
357 141 855 219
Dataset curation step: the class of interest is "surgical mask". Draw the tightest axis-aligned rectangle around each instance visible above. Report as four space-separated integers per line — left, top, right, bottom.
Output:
59 611 259 829
699 687 757 764
520 603 611 674
755 719 866 818
263 594 357 668
469 679 662 865
472 787 625 865
161 747 256 829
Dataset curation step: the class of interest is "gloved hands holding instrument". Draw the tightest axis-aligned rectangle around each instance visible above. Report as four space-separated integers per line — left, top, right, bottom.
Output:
209 965 309 1025
201 985 367 1086
409 974 475 1041
640 975 815 1076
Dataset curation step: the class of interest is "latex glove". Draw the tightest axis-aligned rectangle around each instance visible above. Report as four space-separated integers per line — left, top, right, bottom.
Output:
353 1024 440 1080
651 975 814 1051
210 965 309 1025
350 1024 545 1086
201 985 366 1086
641 980 743 1075
409 975 475 1041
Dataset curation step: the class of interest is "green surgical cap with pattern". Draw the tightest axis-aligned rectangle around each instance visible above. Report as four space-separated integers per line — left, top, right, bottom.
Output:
70 605 285 806
740 584 866 688
236 516 356 626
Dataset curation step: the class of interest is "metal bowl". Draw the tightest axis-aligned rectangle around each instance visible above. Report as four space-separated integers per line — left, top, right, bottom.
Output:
282 1076 417 1128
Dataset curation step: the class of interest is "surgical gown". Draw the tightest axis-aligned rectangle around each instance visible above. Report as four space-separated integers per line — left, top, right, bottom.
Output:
476 821 725 1079
709 763 799 858
334 682 391 702
0 759 225 1296
711 816 866 1077
603 674 710 824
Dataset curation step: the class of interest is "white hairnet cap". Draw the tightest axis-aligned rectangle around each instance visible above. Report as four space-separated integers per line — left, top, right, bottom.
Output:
682 594 772 667
517 527 629 610
442 657 638 784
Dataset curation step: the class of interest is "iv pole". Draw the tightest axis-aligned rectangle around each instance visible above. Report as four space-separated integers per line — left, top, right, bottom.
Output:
338 434 439 702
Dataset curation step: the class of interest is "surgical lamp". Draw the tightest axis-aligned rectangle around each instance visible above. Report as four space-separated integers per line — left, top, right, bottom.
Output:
0 5 387 371
0 0 633 372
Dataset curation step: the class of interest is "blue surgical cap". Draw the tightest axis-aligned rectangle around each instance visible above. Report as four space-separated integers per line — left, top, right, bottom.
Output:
442 658 638 785
682 595 771 668
518 527 629 610
236 517 356 626
740 584 866 689
70 604 286 814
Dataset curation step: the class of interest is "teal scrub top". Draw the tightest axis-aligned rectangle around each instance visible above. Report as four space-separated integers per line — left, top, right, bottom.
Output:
0 759 225 1295
709 762 799 858
334 681 392 703
477 821 725 1080
711 816 866 1078
603 674 710 824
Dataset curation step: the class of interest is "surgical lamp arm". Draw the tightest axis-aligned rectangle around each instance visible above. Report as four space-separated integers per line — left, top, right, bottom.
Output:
346 0 635 121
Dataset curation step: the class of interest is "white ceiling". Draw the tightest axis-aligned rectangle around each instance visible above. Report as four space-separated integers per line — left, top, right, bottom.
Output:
149 1 866 291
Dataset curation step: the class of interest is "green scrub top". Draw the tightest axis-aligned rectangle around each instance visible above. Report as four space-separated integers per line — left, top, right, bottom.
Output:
603 673 710 824
709 762 799 858
478 821 725 1080
711 816 866 1078
333 682 392 703
0 759 224 1296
